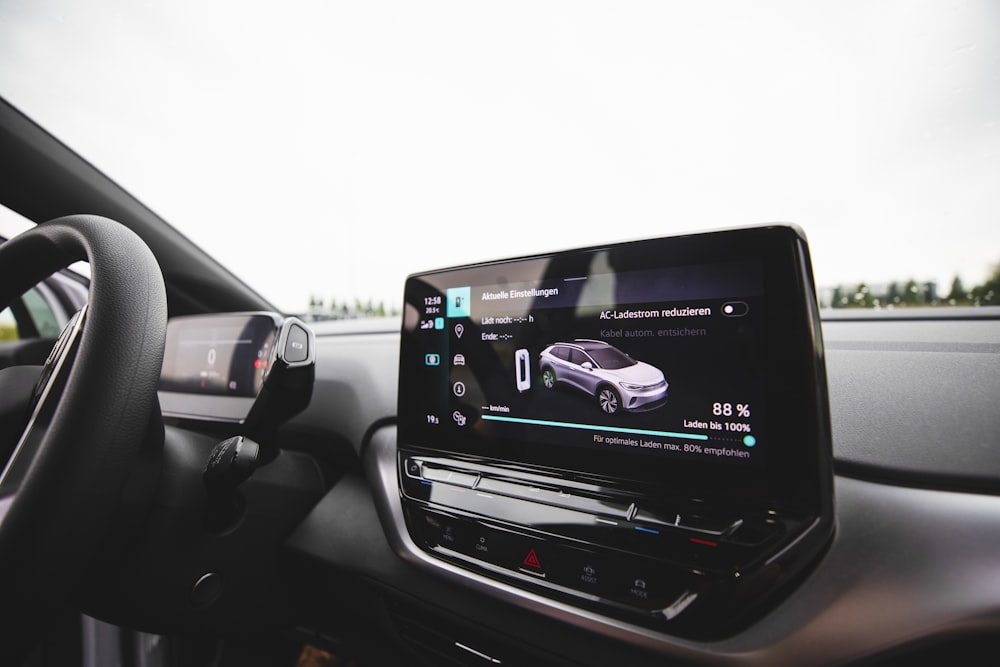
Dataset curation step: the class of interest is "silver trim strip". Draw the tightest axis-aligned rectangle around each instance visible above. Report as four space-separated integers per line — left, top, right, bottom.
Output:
454 641 502 664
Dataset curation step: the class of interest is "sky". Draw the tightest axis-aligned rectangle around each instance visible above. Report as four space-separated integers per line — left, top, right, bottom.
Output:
1 0 998 313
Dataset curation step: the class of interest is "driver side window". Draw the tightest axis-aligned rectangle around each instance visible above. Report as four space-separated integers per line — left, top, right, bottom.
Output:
22 286 64 337
0 286 63 342
0 305 16 341
1 287 58 341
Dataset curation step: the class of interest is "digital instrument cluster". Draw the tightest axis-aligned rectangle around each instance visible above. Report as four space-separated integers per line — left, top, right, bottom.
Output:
159 312 283 423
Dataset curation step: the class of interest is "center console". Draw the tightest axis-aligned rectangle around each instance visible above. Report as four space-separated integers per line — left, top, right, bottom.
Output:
394 225 834 639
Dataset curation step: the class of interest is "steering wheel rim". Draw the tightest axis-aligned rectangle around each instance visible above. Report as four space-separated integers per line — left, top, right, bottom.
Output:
0 215 166 590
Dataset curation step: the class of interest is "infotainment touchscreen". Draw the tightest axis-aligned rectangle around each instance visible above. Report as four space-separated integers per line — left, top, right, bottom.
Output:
412 260 764 459
401 228 828 486
396 225 833 637
398 225 831 500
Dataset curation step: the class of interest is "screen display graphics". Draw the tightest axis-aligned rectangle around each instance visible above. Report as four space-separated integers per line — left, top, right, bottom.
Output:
159 313 279 398
398 227 825 479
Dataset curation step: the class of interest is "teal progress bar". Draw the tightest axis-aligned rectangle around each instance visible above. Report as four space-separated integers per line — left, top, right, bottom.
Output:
480 414 709 441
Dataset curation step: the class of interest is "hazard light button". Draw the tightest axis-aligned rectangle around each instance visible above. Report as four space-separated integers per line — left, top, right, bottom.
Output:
515 541 549 578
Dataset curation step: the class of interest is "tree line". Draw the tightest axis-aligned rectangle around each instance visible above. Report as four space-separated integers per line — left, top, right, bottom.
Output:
303 296 401 320
824 261 1000 309
301 260 1000 316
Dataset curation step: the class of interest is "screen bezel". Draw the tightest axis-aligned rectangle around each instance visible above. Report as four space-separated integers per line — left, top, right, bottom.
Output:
397 225 832 516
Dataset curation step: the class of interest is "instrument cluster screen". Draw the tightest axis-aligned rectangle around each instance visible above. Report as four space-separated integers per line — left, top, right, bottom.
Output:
159 313 279 399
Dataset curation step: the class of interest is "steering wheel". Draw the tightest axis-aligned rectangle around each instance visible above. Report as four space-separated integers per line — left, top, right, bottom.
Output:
0 215 166 649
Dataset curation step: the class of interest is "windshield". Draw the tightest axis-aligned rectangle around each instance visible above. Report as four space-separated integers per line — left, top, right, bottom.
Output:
1 1 998 314
588 347 636 370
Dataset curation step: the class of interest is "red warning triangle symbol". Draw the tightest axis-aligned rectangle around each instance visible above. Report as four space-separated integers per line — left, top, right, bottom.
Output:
523 548 542 569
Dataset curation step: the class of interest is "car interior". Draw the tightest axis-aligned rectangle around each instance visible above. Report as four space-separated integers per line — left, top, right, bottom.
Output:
1 30 1000 667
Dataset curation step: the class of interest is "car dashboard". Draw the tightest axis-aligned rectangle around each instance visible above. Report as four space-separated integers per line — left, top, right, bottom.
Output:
2 93 998 667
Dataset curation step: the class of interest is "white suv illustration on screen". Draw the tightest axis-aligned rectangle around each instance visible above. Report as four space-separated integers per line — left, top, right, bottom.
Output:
537 339 668 414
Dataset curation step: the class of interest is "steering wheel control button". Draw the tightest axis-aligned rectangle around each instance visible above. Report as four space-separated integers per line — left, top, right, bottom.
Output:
190 572 224 607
